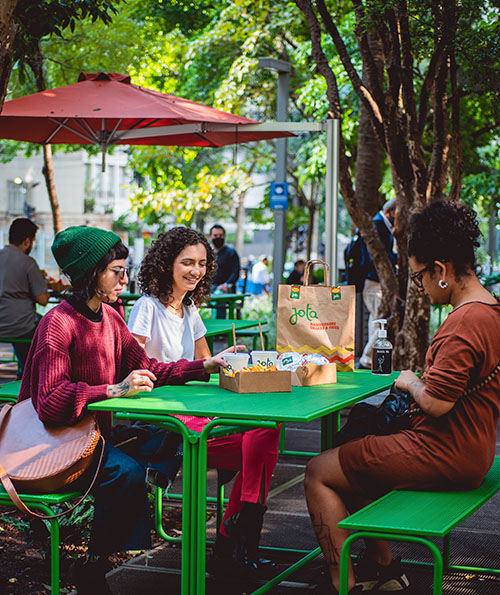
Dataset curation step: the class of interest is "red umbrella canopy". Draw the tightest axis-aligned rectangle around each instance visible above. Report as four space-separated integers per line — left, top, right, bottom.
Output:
0 72 291 148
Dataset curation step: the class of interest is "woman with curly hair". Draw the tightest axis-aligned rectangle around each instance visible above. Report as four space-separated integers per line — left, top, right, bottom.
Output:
305 200 500 594
18 226 229 594
128 226 280 577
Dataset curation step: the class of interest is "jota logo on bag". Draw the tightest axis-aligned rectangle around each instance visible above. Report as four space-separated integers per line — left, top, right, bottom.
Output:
289 304 318 325
290 285 301 299
331 287 342 301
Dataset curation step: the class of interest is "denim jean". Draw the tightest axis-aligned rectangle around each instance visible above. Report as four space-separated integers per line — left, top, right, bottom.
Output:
72 427 181 556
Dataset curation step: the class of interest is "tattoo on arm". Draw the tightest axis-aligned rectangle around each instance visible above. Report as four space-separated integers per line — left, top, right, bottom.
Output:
108 381 130 396
311 512 340 568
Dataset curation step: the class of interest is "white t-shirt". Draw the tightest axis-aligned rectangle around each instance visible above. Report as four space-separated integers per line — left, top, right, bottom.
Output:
128 295 207 363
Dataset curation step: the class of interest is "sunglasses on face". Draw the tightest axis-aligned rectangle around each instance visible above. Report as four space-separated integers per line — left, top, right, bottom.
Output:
410 265 432 289
108 266 129 280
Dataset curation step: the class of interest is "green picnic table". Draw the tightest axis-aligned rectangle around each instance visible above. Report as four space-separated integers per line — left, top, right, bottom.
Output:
89 370 398 595
203 318 262 351
201 292 251 319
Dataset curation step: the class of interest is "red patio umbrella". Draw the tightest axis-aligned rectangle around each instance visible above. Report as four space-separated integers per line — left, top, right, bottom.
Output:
0 72 292 166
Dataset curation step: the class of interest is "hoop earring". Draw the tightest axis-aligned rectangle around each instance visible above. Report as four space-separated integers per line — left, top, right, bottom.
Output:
438 279 448 289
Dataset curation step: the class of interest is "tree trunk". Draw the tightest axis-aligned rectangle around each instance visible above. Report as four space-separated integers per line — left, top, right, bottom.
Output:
354 32 384 217
0 0 19 110
27 42 62 234
42 143 62 233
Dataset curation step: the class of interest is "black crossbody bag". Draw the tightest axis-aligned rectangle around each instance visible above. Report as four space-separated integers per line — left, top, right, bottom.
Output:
336 362 500 447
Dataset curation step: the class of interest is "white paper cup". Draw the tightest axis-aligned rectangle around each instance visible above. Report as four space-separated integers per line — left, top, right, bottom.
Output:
251 350 278 369
223 353 250 374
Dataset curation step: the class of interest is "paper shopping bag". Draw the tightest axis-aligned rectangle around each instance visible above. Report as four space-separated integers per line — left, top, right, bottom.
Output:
277 260 356 371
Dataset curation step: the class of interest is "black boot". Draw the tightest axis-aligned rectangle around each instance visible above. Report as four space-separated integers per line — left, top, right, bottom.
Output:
206 530 233 575
224 502 277 575
72 554 113 595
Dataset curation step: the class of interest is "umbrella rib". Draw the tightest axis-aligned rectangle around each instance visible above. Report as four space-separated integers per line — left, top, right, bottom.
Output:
47 118 97 143
45 118 69 143
77 118 100 141
112 118 163 143
107 118 124 145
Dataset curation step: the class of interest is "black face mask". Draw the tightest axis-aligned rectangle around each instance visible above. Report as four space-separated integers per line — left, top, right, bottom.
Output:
212 237 225 249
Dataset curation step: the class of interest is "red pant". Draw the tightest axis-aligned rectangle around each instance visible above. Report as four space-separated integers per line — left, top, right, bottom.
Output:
206 426 280 534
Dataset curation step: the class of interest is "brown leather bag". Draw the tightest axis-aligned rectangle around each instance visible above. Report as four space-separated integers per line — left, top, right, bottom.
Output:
0 399 104 519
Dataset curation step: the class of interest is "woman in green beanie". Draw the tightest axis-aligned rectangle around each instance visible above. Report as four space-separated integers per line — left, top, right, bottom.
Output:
18 226 235 595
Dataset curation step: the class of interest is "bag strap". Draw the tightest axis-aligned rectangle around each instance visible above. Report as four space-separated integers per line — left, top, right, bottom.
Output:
304 260 330 286
0 403 106 520
463 361 500 397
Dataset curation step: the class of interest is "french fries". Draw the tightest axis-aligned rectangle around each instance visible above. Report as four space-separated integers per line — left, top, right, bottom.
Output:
240 364 278 373
222 364 279 377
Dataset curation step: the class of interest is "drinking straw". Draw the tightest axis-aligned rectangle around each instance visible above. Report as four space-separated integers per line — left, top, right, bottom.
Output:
232 323 237 352
259 322 265 350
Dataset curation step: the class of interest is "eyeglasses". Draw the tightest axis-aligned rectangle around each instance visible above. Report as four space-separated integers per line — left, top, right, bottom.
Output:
108 266 129 280
410 265 431 289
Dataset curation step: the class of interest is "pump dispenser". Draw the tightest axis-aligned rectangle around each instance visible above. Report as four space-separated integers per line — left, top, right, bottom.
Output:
371 319 392 375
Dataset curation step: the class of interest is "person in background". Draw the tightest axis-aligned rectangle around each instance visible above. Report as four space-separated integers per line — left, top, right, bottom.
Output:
18 226 229 594
251 255 271 294
304 200 500 593
210 224 240 293
128 226 280 577
286 259 306 285
359 198 397 369
0 218 49 377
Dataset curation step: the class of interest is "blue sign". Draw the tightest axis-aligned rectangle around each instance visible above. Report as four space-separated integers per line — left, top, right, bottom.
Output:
270 182 289 210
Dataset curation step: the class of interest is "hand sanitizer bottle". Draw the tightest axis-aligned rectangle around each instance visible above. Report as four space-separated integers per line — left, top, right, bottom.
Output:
371 319 392 375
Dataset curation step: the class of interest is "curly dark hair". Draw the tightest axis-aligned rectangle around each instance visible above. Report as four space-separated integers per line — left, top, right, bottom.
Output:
71 241 129 302
138 227 216 307
408 200 481 278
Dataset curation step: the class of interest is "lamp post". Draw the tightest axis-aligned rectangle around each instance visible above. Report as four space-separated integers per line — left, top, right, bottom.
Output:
258 57 291 309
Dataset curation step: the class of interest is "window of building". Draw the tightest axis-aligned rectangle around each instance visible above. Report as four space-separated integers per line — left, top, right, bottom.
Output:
7 181 24 215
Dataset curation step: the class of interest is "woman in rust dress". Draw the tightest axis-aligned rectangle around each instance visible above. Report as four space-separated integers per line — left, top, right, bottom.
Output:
305 200 500 594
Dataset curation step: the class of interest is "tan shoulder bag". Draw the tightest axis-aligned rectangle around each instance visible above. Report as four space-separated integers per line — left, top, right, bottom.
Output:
0 399 104 519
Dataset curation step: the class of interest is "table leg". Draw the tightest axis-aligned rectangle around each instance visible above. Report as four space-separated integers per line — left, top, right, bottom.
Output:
320 411 339 451
196 419 279 595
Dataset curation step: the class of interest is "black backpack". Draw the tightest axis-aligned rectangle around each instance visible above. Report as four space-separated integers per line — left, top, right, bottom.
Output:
344 231 370 292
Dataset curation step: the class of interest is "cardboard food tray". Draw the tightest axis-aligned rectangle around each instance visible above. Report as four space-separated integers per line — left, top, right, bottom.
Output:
219 370 292 393
292 362 337 387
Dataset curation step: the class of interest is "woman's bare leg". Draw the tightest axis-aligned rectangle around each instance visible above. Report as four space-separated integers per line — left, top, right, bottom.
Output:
304 447 391 590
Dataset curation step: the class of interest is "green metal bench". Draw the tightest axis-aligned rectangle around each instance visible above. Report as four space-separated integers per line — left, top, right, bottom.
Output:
0 337 32 370
338 456 500 595
0 488 83 595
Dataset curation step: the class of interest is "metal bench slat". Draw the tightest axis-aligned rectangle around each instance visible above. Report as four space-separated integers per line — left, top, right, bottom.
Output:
339 456 500 537
0 488 83 505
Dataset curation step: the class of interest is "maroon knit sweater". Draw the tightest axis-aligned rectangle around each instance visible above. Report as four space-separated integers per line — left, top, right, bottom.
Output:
18 300 209 436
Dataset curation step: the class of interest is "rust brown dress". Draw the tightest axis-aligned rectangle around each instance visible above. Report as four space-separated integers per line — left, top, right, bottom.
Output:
339 301 500 500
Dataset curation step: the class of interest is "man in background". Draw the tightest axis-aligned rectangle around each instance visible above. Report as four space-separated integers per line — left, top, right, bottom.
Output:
286 259 305 285
209 224 240 319
210 224 240 293
251 256 271 294
359 198 397 369
0 218 49 377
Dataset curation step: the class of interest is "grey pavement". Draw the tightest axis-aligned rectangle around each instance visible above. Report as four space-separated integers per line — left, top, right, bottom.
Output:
1 341 500 594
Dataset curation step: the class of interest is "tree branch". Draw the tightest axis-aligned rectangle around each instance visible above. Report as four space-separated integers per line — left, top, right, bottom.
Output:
313 0 386 145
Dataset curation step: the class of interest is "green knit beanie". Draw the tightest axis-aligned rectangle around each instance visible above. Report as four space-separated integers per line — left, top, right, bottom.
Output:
51 226 121 283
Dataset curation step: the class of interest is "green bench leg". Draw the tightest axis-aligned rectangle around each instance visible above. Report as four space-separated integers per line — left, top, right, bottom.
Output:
339 531 443 595
18 502 61 595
